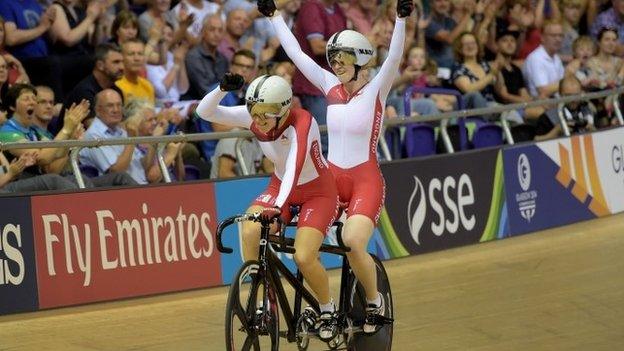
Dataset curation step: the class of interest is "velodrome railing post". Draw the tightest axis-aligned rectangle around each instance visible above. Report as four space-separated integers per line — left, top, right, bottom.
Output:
70 147 86 189
156 143 172 183
440 118 454 153
379 127 393 161
557 103 571 137
500 111 514 145
613 94 624 126
234 138 250 176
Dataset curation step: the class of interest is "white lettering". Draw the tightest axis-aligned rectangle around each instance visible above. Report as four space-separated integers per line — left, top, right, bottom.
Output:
429 178 444 236
187 214 202 259
443 176 459 234
458 174 476 230
201 213 214 258
96 210 118 270
42 214 61 276
1 224 25 285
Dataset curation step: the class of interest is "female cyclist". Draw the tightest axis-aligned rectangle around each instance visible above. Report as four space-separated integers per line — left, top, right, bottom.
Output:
196 73 340 340
258 0 413 334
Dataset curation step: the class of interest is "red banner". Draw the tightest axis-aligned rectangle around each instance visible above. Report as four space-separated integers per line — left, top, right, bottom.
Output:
31 183 221 309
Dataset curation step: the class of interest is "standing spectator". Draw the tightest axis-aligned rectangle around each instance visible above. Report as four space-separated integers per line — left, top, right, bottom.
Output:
170 0 221 45
425 0 474 70
218 9 250 61
559 0 584 63
80 89 148 184
196 49 257 161
48 0 103 95
62 43 125 129
0 1 63 98
116 38 156 104
0 16 31 87
146 23 190 106
139 0 179 43
123 99 184 183
523 19 565 99
292 0 347 152
32 85 137 187
185 14 229 99
590 0 624 55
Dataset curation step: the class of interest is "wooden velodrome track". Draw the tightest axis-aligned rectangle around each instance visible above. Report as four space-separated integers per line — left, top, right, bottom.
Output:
1 213 623 351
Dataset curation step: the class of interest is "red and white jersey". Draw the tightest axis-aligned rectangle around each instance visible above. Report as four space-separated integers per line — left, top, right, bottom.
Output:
271 16 406 169
196 88 329 208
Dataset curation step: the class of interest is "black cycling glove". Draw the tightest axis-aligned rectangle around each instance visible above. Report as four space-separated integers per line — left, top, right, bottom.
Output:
257 0 277 17
397 0 414 18
220 72 245 91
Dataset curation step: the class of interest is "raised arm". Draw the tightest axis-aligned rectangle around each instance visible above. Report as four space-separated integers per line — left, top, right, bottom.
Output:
269 14 338 94
274 115 312 208
372 17 407 99
195 77 252 129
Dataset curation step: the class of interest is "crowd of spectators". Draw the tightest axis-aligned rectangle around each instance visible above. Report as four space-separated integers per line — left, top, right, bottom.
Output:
0 0 623 192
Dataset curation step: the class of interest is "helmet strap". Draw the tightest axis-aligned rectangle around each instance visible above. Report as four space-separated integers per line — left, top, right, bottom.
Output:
351 65 362 82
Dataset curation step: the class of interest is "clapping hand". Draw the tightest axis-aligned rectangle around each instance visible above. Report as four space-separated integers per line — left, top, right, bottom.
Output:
8 151 38 176
62 100 90 136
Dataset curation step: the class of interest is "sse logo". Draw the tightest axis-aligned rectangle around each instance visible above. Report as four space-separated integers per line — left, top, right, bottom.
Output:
407 174 476 245
0 224 25 286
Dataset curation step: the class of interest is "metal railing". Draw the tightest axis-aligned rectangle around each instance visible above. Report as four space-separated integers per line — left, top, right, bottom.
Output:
1 87 622 186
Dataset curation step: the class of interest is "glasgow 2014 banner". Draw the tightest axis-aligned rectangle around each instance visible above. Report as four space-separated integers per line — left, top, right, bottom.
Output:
502 129 624 235
378 149 508 256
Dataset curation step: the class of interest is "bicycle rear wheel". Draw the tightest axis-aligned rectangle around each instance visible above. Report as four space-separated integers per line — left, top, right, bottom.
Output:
225 261 280 351
346 254 393 351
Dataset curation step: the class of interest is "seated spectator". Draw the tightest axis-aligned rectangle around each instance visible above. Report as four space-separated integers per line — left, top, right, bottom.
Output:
185 14 229 99
32 86 136 187
564 36 596 89
123 99 184 183
452 32 502 111
507 0 546 60
210 131 271 179
590 0 624 55
138 0 187 45
0 84 86 180
116 38 156 104
587 27 624 90
0 150 78 192
494 28 544 121
0 16 31 86
0 55 8 124
344 0 377 35
534 75 596 140
146 23 190 107
80 89 148 184
559 0 584 63
425 0 474 70
111 10 163 65
48 0 103 95
170 0 221 45
218 9 250 61
196 49 256 161
523 20 565 99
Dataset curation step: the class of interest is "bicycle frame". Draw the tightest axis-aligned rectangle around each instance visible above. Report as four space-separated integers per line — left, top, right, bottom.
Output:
217 214 352 343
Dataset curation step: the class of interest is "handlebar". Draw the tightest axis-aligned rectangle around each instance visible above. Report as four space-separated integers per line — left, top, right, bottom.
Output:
216 213 350 254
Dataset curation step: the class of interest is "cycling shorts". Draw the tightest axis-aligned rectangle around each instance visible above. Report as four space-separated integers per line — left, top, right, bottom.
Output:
252 172 339 235
329 161 385 224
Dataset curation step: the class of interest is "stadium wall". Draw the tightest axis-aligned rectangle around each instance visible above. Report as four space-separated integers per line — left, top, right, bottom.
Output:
2 127 623 314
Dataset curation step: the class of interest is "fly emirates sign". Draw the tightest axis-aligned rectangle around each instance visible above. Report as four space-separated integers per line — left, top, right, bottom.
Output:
30 184 222 308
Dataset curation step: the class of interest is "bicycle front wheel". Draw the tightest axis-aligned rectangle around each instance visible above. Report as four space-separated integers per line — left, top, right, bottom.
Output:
346 254 393 351
225 261 280 351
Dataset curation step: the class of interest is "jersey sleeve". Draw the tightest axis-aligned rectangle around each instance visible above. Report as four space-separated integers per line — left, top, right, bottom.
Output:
371 17 406 99
270 15 338 94
195 86 252 129
274 115 312 208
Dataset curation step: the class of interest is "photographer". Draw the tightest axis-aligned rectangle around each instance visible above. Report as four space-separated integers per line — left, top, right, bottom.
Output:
534 75 596 141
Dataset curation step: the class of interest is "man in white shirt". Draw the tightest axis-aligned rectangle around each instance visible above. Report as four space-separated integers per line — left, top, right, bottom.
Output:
523 20 566 99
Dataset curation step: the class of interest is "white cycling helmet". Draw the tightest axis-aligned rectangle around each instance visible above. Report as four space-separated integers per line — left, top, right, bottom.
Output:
326 30 375 67
245 75 293 118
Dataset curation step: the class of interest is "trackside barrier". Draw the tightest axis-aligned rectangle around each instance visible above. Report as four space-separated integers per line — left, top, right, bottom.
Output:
2 91 624 315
